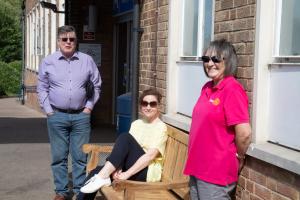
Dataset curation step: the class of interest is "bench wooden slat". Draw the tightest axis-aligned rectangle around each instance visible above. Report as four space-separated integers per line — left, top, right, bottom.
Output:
162 137 179 181
101 186 180 200
173 143 188 180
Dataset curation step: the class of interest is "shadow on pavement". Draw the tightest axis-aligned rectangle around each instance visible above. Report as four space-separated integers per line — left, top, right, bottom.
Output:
0 117 117 144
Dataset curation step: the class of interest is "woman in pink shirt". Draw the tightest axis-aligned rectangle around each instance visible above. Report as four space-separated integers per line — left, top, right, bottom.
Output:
184 39 252 200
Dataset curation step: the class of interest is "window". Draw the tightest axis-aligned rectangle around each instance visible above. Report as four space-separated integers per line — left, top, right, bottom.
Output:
182 0 213 58
165 0 213 130
251 0 300 174
274 0 300 57
267 0 300 150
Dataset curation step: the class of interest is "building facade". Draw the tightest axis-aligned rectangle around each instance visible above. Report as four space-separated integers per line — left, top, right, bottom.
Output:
23 0 300 199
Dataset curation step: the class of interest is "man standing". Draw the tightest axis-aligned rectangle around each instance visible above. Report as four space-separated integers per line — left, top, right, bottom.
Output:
37 25 101 200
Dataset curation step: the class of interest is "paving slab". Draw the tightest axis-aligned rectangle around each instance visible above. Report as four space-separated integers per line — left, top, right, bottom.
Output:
0 98 116 200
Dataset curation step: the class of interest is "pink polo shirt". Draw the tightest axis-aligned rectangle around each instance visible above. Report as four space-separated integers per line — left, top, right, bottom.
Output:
184 76 249 186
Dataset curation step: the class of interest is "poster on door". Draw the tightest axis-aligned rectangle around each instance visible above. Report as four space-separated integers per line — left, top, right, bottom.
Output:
78 43 101 66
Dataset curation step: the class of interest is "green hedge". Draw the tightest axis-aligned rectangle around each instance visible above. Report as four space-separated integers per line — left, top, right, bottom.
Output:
0 60 21 96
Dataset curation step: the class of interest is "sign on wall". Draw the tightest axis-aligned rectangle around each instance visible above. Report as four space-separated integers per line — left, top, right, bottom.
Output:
78 43 101 66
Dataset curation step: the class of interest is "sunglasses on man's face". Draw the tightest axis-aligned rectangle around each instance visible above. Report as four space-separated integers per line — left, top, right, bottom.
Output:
201 56 222 63
140 101 158 108
60 37 76 42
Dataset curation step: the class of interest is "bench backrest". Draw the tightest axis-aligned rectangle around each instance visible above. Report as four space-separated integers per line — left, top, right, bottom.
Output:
161 125 189 182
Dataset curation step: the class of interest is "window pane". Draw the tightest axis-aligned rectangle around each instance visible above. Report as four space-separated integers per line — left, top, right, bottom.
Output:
268 65 300 150
279 0 300 56
203 0 213 51
177 62 208 116
182 0 199 56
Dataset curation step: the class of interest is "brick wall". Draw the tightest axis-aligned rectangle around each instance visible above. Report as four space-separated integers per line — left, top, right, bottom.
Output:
23 70 42 112
139 0 168 113
139 0 300 199
215 1 300 199
214 0 255 106
237 157 300 200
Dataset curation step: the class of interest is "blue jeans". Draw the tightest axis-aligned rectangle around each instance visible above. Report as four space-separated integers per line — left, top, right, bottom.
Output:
47 111 91 196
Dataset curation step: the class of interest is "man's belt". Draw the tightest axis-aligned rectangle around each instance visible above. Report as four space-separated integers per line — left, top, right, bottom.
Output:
51 105 84 114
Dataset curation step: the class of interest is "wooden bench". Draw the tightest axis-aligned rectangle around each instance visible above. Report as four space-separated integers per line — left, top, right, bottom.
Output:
82 124 190 200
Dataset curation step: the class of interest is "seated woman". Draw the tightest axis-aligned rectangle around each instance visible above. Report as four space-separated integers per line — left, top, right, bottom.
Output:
78 88 168 199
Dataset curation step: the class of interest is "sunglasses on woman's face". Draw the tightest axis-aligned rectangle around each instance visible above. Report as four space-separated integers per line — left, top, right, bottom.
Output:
201 56 222 63
140 101 158 108
60 37 76 42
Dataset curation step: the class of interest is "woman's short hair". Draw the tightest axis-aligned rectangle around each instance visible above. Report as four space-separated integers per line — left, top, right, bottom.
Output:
203 39 237 77
139 88 162 104
57 25 77 38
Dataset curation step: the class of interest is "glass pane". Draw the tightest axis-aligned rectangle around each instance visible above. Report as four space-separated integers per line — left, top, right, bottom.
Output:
203 0 213 51
182 0 199 56
279 0 300 56
269 65 300 150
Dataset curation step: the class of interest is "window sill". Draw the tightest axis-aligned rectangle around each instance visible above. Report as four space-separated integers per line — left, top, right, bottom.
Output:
162 113 191 132
247 142 300 175
176 60 202 64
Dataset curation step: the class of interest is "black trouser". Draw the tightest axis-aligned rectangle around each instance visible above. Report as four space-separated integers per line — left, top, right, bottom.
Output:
77 133 148 200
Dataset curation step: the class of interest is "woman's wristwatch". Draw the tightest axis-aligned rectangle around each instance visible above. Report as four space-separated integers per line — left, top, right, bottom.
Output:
236 153 245 160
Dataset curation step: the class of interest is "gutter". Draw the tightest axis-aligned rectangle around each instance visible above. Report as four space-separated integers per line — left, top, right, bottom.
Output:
131 0 143 120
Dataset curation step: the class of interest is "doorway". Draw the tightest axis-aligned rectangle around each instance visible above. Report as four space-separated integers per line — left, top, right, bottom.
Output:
113 16 133 124
115 21 132 96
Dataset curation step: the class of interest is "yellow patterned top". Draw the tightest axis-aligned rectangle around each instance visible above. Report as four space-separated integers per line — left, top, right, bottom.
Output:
129 118 168 182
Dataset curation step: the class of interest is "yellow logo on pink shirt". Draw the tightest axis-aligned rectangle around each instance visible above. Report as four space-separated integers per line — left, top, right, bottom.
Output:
209 98 220 106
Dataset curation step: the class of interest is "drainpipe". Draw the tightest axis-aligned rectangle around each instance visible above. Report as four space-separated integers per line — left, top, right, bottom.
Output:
65 0 71 25
20 0 26 105
131 0 143 120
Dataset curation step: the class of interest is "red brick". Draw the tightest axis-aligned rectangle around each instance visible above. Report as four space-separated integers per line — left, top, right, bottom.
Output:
236 5 253 18
241 190 251 200
215 0 222 11
230 9 237 20
220 0 234 10
215 10 230 22
219 21 233 32
238 55 250 66
234 0 248 7
215 33 230 41
254 184 272 200
246 180 255 193
277 182 299 200
250 194 263 200
158 5 168 14
271 192 291 200
238 176 246 188
240 166 250 178
233 19 249 31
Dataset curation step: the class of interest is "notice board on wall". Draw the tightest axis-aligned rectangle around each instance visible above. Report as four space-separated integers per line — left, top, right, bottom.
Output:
78 43 101 66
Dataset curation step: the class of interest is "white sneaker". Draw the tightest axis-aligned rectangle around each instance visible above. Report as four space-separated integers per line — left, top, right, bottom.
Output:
80 174 111 193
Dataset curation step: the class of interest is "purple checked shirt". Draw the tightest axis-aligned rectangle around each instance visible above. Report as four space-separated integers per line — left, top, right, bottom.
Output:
37 51 101 114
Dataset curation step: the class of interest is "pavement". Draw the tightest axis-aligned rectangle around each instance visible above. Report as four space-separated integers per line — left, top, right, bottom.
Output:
0 98 117 200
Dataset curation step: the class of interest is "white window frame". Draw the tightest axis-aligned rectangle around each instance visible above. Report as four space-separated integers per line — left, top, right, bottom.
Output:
164 0 213 131
250 0 300 175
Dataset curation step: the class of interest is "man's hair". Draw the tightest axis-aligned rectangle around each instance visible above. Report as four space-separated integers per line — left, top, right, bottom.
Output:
139 88 162 104
203 39 238 77
57 25 77 38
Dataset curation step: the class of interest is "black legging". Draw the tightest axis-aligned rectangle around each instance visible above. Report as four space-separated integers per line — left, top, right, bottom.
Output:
77 133 148 200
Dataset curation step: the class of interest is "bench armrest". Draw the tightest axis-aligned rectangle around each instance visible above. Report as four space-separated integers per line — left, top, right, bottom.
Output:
113 179 189 190
82 144 113 173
